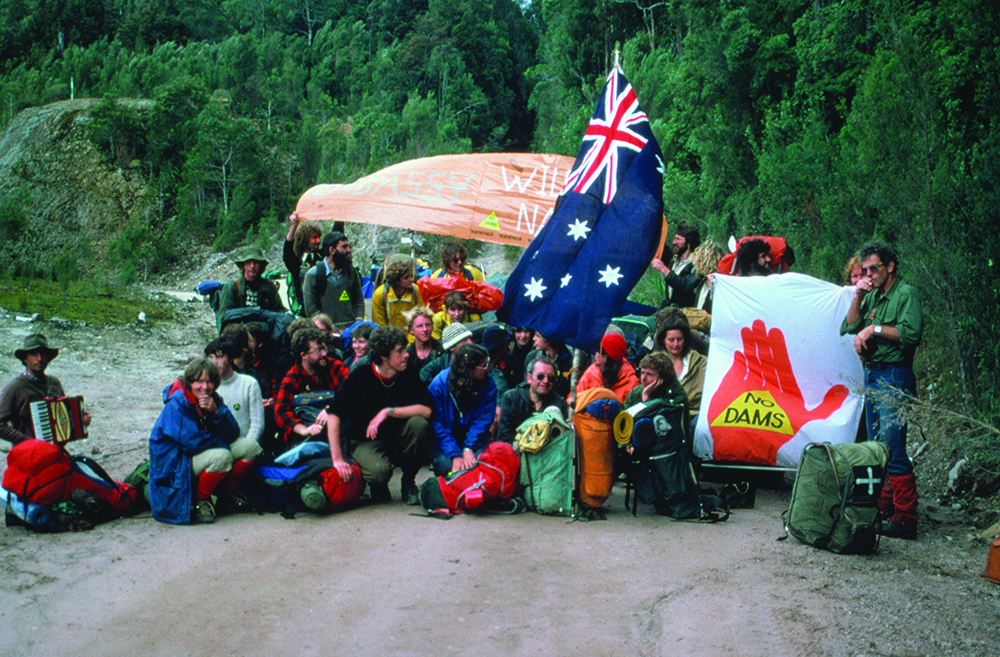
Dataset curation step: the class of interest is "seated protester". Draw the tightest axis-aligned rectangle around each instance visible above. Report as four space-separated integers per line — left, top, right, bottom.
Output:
654 317 707 427
216 247 286 330
504 327 535 389
149 358 241 525
326 326 434 504
624 352 688 410
405 306 443 373
372 255 423 329
421 322 473 385
345 323 374 372
735 238 773 277
220 322 257 379
428 344 497 476
0 333 92 447
431 291 482 340
284 212 324 317
430 241 485 282
524 333 573 398
273 327 350 451
498 355 569 444
575 332 640 403
203 339 265 508
246 322 282 406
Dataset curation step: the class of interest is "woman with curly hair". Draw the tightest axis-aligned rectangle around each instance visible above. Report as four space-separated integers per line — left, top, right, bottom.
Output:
431 242 484 281
372 255 423 328
427 343 497 475
283 212 325 316
690 240 727 313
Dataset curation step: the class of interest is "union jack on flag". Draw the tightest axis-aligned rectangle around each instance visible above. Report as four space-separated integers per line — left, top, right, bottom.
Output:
563 69 650 204
499 65 664 352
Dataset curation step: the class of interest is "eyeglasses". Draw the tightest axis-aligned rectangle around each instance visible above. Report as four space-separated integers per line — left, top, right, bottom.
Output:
306 347 326 356
535 374 557 382
475 364 491 371
451 256 466 264
861 263 883 274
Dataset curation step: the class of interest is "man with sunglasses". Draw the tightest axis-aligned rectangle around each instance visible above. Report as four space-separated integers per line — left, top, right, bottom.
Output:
497 355 568 444
841 241 924 540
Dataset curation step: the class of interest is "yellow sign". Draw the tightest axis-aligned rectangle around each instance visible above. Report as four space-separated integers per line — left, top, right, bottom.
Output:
479 211 500 230
710 390 792 435
339 290 350 301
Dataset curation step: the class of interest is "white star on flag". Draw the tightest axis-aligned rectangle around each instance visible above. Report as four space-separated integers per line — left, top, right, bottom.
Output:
524 277 547 301
566 219 591 241
598 265 623 287
560 273 572 288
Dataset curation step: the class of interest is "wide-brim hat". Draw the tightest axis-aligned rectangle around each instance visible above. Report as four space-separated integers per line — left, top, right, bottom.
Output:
15 333 59 361
232 246 269 269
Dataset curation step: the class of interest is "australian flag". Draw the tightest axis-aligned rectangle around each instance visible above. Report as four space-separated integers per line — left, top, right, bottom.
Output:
499 66 664 353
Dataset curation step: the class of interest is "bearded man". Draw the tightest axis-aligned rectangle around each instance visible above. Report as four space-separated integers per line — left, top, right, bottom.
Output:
303 231 364 326
216 247 286 330
651 223 701 308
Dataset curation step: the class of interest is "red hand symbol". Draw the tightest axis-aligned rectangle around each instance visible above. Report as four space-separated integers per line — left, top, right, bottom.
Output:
707 320 848 464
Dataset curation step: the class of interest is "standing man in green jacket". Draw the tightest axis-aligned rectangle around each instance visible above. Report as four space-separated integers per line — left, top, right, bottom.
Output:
841 241 923 540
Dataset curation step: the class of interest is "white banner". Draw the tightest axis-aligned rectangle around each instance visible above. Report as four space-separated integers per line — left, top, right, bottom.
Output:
693 273 864 468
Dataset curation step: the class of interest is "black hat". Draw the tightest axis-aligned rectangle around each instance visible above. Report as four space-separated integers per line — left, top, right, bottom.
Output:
15 333 59 361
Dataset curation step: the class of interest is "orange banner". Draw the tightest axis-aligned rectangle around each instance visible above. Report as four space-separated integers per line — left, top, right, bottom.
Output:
296 153 576 248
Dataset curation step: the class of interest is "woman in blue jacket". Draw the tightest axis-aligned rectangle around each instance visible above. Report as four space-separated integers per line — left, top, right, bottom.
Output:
428 344 497 476
149 358 240 525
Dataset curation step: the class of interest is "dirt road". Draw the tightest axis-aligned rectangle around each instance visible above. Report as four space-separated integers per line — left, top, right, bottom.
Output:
0 300 998 657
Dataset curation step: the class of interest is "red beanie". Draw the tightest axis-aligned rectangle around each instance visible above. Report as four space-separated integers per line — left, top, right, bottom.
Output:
601 333 627 362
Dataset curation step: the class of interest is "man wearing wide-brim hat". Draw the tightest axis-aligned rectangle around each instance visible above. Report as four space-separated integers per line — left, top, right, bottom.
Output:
215 246 287 330
1 332 91 446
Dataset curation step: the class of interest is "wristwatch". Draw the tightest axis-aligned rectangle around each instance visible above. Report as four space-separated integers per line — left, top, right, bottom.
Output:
874 325 883 336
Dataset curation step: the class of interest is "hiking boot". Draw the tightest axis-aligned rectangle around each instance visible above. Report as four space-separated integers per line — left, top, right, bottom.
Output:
367 482 392 504
300 481 328 511
401 476 420 506
879 521 916 540
194 499 216 524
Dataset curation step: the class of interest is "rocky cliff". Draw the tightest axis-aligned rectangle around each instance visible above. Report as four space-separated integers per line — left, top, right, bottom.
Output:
0 99 151 279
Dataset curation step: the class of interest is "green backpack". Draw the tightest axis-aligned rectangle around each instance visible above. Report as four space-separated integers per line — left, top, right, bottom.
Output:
515 411 575 516
785 441 890 554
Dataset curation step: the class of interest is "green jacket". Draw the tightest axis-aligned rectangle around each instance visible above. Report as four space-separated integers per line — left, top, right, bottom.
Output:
840 278 923 365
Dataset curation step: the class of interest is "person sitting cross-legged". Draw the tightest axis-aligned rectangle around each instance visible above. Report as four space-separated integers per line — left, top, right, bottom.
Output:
428 344 497 476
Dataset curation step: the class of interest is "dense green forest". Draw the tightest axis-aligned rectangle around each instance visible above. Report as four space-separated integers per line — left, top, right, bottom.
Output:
1 0 998 441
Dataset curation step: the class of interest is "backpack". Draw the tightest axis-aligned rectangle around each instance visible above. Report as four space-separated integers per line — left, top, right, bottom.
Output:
3 440 140 531
245 441 364 518
625 398 729 521
516 409 575 516
573 388 621 509
784 441 889 554
420 442 520 512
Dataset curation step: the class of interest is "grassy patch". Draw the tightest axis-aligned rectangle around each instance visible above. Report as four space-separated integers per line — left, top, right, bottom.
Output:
0 277 179 325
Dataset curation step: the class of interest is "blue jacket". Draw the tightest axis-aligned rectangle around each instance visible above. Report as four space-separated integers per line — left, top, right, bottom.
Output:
429 368 497 459
149 385 239 525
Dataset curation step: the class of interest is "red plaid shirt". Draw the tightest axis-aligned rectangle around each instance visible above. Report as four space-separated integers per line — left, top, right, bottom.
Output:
274 360 350 445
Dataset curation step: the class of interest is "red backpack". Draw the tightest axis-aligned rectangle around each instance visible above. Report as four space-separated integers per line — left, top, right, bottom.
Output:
430 442 520 511
3 439 140 517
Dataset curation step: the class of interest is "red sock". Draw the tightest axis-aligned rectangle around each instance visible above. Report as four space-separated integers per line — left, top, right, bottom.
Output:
195 470 229 501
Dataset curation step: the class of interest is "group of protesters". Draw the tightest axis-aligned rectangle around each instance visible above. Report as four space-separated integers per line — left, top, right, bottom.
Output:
1 215 921 540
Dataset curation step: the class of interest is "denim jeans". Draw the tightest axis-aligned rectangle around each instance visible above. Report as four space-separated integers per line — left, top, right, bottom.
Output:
864 365 916 476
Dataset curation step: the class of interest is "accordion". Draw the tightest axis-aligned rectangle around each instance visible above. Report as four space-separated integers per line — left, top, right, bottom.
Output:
30 396 88 445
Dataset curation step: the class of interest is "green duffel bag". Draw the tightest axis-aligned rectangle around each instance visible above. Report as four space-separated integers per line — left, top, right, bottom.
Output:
785 441 890 554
